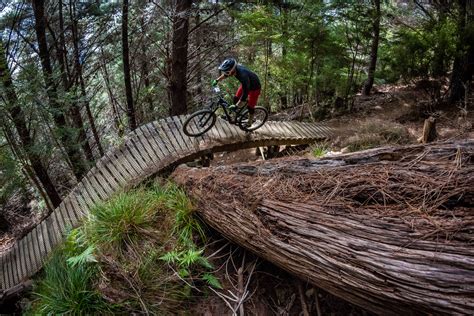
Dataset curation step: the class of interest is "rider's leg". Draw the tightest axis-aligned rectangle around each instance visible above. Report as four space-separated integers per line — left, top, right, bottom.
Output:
247 89 261 126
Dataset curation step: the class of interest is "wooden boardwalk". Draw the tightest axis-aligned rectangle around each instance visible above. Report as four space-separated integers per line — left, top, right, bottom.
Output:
0 116 332 296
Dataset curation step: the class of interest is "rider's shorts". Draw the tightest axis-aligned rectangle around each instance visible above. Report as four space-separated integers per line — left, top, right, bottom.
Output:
235 85 261 108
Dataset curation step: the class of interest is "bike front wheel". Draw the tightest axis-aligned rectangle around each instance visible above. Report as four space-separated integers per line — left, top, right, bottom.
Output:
183 109 217 137
238 106 268 132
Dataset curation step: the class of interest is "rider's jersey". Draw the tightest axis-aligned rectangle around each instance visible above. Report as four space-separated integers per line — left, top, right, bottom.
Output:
234 65 261 102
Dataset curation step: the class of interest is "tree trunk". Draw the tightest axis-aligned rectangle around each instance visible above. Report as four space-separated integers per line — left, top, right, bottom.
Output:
449 0 467 103
122 0 137 130
417 116 437 143
0 41 62 207
32 0 87 180
70 0 104 156
362 0 381 96
169 0 192 116
173 141 474 315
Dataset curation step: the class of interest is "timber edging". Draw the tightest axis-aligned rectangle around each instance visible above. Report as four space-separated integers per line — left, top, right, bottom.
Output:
0 115 332 297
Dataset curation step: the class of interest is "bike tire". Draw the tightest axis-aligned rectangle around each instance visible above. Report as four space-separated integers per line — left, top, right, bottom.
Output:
238 106 268 132
183 109 217 137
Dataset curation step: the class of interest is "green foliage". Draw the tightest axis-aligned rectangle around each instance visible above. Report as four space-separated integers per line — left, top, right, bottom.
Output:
0 141 25 205
83 185 167 252
31 182 221 314
312 143 329 158
30 230 111 315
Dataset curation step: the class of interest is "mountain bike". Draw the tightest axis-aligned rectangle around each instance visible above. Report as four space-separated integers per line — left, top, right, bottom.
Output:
183 85 268 137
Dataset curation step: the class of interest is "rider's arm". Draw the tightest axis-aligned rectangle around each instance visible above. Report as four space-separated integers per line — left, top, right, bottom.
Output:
215 73 227 82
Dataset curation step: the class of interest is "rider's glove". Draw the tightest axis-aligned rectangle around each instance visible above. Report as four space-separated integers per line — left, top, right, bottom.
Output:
211 79 218 87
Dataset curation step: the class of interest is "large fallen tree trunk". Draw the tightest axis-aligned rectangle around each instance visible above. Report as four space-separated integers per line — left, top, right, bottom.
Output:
173 141 474 315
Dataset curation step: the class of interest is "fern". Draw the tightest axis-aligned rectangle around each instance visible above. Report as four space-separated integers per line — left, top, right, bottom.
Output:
202 273 222 289
66 245 97 267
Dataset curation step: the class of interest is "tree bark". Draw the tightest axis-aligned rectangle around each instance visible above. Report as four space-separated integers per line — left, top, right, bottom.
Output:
362 0 381 96
449 0 467 103
32 0 87 180
0 41 62 207
70 0 104 156
173 141 474 315
122 0 137 131
169 0 192 116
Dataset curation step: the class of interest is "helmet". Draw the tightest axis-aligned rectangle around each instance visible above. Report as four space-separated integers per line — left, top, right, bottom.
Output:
218 58 237 75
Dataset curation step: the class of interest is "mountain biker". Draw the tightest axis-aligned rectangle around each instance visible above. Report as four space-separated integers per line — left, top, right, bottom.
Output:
212 58 261 126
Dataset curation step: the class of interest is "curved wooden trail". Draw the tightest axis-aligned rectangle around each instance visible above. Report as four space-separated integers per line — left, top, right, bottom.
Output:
0 116 332 296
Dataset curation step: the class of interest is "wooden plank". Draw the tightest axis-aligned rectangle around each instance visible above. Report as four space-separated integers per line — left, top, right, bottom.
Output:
300 122 317 138
11 244 20 285
167 117 192 153
137 127 163 166
292 121 313 139
45 212 62 247
106 152 134 183
62 197 79 227
176 116 203 151
307 123 325 138
134 132 158 165
23 233 35 277
111 151 139 182
277 122 294 139
39 219 52 254
0 252 5 289
75 182 95 210
58 202 73 228
282 122 302 139
160 118 183 154
100 157 127 186
127 138 149 170
294 122 314 139
145 123 170 160
80 177 102 205
16 238 27 282
29 228 42 275
5 250 13 288
24 232 35 276
86 167 109 199
95 167 120 195
151 121 177 157
120 145 143 175
67 196 85 221
287 122 309 139
86 171 109 201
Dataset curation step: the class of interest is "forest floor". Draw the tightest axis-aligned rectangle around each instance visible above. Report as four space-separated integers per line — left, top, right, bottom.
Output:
1 82 473 314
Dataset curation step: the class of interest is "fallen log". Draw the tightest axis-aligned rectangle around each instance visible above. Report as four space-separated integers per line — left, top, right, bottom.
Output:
173 140 474 315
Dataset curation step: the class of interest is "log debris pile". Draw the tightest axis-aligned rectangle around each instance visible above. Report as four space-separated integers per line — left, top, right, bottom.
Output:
173 141 474 315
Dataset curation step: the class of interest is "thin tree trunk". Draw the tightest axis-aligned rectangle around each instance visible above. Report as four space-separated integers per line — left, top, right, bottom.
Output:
70 0 104 156
32 0 87 180
362 0 381 96
122 0 137 130
0 41 61 207
449 0 467 103
169 0 192 116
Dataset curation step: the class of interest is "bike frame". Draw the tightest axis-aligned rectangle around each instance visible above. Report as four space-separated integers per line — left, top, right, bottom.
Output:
207 88 247 124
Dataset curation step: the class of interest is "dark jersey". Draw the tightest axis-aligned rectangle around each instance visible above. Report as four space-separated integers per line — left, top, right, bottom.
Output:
234 65 261 102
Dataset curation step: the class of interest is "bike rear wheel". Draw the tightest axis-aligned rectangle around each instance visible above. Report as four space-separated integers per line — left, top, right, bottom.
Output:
183 109 217 137
238 106 268 132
